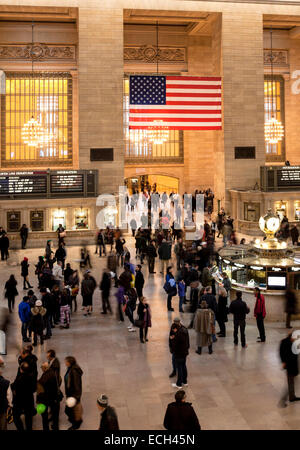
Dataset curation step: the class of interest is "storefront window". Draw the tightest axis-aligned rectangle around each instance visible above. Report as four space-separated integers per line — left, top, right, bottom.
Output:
7 211 21 232
275 201 287 220
244 202 260 222
295 202 300 221
30 210 44 231
52 209 66 231
75 209 89 230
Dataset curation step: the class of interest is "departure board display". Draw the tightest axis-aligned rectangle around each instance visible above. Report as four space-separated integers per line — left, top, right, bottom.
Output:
0 170 97 198
50 172 84 193
277 167 300 186
0 172 47 195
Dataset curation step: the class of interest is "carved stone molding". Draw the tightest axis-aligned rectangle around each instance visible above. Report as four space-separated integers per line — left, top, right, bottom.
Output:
0 43 76 61
264 49 288 66
124 45 186 63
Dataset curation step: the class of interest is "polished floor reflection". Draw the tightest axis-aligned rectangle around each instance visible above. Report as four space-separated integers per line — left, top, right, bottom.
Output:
1 238 300 430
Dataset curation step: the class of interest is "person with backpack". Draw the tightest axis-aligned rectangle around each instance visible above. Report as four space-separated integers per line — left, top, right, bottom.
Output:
30 300 46 346
177 278 185 313
135 265 144 299
18 296 31 343
164 267 177 312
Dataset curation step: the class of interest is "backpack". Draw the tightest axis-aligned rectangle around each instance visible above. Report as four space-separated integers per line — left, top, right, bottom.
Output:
126 288 137 311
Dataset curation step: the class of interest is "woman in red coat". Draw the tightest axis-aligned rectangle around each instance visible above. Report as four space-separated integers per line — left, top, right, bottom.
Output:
254 287 266 342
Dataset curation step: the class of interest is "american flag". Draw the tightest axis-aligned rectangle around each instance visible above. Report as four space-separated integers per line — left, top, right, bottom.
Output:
129 75 222 130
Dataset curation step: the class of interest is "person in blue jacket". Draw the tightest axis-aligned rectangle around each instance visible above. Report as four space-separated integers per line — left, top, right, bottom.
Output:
18 296 31 342
177 278 185 313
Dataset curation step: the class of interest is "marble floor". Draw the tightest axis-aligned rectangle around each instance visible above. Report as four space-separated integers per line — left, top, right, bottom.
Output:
1 236 300 430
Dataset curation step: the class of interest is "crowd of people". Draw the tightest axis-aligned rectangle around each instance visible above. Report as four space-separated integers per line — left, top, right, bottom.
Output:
0 194 300 430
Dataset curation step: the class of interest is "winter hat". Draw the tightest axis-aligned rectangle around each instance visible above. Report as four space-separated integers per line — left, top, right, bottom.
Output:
35 300 42 307
173 317 181 324
97 394 108 408
24 257 28 261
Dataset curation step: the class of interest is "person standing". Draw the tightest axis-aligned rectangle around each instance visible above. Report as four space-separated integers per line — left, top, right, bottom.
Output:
285 288 297 329
158 239 172 275
0 233 9 261
19 224 29 250
68 270 79 313
107 251 118 287
11 362 35 431
21 257 33 290
147 239 157 274
169 322 178 379
0 364 12 430
137 296 151 343
18 296 31 343
216 286 228 338
56 224 65 246
171 318 189 389
81 271 97 316
37 362 60 430
165 267 177 312
229 290 250 348
177 278 185 313
100 269 112 315
53 261 64 290
291 225 299 246
135 265 144 299
193 300 215 355
45 240 53 262
163 390 201 431
279 332 300 407
4 274 18 313
40 287 55 339
254 287 266 343
97 394 119 430
47 349 61 388
97 230 106 257
55 243 66 271
222 272 231 295
30 300 46 346
64 356 83 430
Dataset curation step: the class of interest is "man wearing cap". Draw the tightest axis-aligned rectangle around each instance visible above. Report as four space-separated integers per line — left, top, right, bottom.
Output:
170 318 190 389
97 394 119 431
30 300 47 346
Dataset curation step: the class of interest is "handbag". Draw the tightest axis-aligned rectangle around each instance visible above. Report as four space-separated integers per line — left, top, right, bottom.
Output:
163 281 171 293
134 319 144 327
59 231 66 238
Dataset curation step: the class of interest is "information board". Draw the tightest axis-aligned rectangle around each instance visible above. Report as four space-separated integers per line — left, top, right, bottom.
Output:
0 172 47 195
277 166 300 186
50 172 84 193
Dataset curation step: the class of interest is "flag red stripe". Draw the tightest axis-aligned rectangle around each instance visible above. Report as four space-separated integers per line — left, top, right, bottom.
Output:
166 84 221 90
129 109 221 114
166 92 221 98
167 76 221 81
129 125 222 130
129 117 221 123
166 101 222 106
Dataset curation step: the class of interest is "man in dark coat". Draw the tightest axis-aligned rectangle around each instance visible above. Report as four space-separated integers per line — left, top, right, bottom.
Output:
17 346 38 391
147 240 157 274
171 318 190 389
229 290 250 348
37 362 60 430
135 265 144 299
11 362 35 431
100 269 112 314
97 394 119 430
0 233 9 261
0 363 12 430
279 332 300 407
64 356 83 430
20 224 29 249
291 225 299 246
158 239 172 275
164 390 201 431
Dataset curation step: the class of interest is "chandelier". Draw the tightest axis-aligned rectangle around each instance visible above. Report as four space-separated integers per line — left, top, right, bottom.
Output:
264 27 284 145
148 120 169 145
21 20 44 148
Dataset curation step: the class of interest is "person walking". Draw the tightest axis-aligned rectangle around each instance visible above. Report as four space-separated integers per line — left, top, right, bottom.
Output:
11 362 35 431
0 363 12 430
137 296 151 343
147 239 157 274
4 274 18 313
193 300 215 355
279 332 300 407
100 269 112 314
21 257 33 290
37 362 60 430
107 251 118 287
81 271 97 316
97 230 106 257
171 318 189 389
45 240 53 262
64 356 83 430
169 322 178 379
285 288 297 329
158 238 172 275
30 300 46 346
177 278 185 313
135 265 144 299
229 290 250 348
47 349 61 389
18 296 31 343
97 394 119 430
254 287 266 343
216 286 228 338
19 224 29 249
68 270 79 313
163 390 201 431
164 267 177 312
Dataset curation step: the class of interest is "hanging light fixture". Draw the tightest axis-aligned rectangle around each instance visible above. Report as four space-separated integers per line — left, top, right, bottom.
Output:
264 27 284 145
21 20 44 147
148 21 169 145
